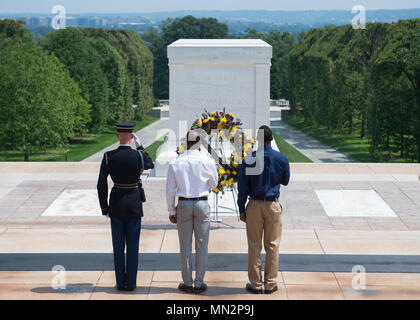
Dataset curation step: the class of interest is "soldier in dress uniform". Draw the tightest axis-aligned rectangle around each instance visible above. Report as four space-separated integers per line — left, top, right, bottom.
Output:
97 122 154 291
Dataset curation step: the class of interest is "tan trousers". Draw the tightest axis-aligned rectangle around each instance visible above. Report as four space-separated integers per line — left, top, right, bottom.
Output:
246 199 283 291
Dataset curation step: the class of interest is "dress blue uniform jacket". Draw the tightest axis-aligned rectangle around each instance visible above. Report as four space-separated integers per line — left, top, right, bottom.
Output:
97 145 154 219
237 145 290 213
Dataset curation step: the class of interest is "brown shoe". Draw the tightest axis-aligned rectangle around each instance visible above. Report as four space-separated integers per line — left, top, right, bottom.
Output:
264 285 278 294
246 283 263 294
178 283 193 293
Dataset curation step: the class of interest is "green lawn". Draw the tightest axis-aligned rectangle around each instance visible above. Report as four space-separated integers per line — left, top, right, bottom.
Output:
145 134 167 162
0 115 159 162
273 133 312 163
282 115 372 162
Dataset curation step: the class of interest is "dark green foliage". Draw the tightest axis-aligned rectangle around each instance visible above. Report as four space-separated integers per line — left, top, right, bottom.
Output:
81 28 154 120
369 19 420 162
242 29 296 99
288 19 420 162
40 28 110 132
89 37 127 123
0 20 90 160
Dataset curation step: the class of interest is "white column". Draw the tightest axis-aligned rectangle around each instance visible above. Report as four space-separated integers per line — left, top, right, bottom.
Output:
169 62 185 139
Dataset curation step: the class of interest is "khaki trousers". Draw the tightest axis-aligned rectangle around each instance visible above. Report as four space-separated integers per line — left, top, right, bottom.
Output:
246 199 283 291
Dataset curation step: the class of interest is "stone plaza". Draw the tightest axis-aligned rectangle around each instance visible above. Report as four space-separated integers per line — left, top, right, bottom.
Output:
0 162 420 300
1 38 420 300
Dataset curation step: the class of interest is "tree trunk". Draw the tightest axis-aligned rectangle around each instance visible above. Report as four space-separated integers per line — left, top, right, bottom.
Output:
24 151 29 162
361 113 366 139
400 134 404 158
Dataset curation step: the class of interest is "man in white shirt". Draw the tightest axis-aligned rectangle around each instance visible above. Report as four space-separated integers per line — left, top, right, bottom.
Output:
166 130 218 294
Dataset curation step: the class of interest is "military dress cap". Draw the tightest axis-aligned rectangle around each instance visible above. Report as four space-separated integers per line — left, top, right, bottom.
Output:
115 122 136 133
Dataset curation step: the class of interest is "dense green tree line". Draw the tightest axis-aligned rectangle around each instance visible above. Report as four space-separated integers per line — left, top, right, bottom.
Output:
0 20 90 160
242 28 295 99
41 28 154 132
289 19 420 162
0 20 154 160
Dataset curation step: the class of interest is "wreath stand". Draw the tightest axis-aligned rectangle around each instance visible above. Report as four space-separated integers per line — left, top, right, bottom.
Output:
204 136 240 223
211 185 239 223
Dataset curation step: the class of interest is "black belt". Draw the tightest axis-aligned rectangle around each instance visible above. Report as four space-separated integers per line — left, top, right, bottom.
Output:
114 183 138 189
179 197 208 201
251 196 278 201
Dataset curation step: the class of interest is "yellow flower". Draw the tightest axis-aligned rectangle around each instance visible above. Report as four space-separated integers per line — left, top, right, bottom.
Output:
234 155 242 163
203 118 209 124
220 180 226 186
228 178 234 186
218 168 226 175
232 126 238 131
212 188 219 193
226 170 230 175
179 145 184 153
232 171 237 175
198 119 202 127
217 122 223 130
209 117 215 121
229 113 233 118
211 112 216 116
220 117 227 124
251 139 255 144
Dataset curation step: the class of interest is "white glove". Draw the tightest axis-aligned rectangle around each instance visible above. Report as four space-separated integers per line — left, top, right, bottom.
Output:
133 133 142 149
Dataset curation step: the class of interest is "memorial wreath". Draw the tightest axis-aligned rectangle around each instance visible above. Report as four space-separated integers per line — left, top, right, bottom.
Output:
176 108 255 194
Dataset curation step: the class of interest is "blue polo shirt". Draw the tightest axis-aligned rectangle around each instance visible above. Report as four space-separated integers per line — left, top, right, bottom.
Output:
237 145 290 213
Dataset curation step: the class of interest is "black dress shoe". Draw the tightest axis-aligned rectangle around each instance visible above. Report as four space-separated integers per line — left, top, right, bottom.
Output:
264 285 278 294
193 283 208 294
116 286 125 291
125 286 136 292
245 283 264 294
178 283 193 293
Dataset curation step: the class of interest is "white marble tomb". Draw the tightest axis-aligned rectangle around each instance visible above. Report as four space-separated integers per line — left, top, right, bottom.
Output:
155 39 273 177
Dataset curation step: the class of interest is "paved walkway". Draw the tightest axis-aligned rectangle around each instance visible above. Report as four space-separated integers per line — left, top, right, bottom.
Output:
82 119 169 162
0 162 419 299
271 120 354 163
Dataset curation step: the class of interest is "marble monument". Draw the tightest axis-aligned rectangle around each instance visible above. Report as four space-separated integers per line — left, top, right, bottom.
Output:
155 39 272 177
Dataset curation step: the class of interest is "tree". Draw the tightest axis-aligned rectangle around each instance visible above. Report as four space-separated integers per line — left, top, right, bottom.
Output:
0 20 90 160
82 28 154 120
41 28 110 132
89 37 127 123
370 19 420 161
288 18 420 162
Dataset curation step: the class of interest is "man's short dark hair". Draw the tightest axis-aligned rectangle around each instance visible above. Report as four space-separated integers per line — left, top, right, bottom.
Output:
259 125 273 144
187 130 201 150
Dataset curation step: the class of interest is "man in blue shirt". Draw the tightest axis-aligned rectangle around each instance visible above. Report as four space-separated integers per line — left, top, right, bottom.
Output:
237 125 290 294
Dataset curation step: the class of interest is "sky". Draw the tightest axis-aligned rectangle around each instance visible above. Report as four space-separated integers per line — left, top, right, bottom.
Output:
0 0 419 13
